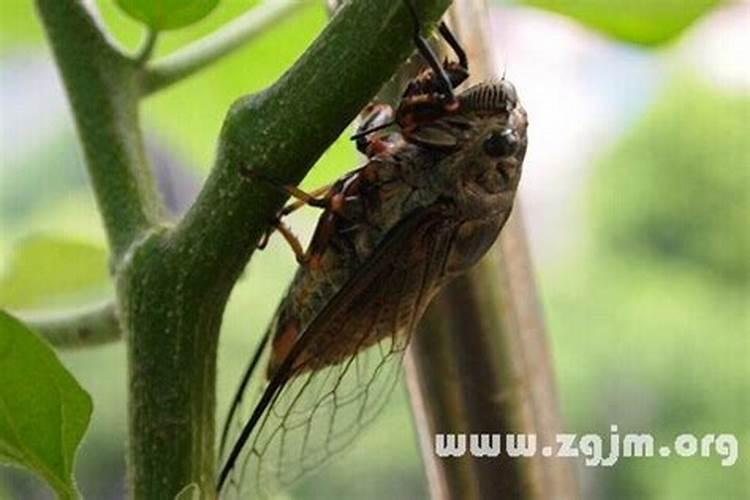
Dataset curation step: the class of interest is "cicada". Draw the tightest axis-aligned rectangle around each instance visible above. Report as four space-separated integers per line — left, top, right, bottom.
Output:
218 8 528 498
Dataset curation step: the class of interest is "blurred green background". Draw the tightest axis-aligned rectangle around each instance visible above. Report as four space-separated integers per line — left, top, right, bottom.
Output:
1 1 747 499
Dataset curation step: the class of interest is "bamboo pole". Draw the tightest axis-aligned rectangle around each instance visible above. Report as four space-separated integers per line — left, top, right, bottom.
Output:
403 2 579 499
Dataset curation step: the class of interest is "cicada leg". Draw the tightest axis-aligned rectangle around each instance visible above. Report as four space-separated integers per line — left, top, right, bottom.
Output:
397 12 471 129
242 165 331 207
437 22 468 72
256 216 308 265
241 166 340 219
273 219 307 264
304 168 373 270
288 187 367 270
256 227 273 250
278 183 333 216
352 103 403 158
242 166 336 261
352 2 470 143
258 180 339 265
404 0 455 99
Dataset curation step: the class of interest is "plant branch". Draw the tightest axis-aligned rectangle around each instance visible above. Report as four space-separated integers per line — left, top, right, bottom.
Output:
141 0 305 95
24 301 121 349
35 0 164 261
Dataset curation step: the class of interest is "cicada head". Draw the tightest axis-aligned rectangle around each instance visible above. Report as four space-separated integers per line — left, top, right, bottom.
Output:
405 79 528 218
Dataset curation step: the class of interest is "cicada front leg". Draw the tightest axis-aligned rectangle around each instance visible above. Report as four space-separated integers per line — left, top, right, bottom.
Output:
351 3 470 145
395 17 469 130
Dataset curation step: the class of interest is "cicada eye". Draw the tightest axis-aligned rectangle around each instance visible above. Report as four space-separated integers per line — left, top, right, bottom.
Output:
482 129 518 158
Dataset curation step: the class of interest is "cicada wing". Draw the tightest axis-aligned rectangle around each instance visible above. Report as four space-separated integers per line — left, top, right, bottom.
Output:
218 328 272 461
219 208 458 499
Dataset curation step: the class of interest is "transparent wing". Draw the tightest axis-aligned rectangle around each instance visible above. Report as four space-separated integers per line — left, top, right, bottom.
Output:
235 325 410 498
218 208 457 499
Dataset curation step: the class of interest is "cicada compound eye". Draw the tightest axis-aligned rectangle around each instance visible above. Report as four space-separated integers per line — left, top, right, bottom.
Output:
482 128 519 158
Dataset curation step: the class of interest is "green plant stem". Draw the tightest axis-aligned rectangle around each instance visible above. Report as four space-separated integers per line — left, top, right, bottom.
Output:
35 0 164 262
141 0 305 95
24 301 121 349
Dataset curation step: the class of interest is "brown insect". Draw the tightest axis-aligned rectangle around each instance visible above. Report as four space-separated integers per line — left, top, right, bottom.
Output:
217 8 528 498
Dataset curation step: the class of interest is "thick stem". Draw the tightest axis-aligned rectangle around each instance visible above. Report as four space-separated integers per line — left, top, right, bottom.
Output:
35 0 163 262
118 230 224 499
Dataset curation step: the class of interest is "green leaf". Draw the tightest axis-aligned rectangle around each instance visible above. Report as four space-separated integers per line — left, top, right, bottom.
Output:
174 483 201 500
0 235 110 309
115 0 220 31
0 311 93 499
519 0 722 46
